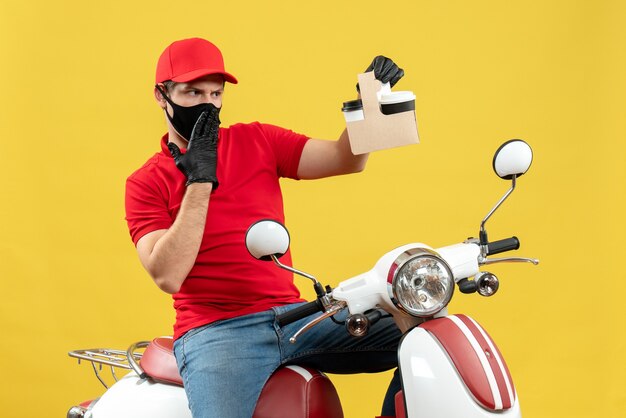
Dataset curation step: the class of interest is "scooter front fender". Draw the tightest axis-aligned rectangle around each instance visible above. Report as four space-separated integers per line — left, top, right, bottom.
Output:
88 372 191 418
398 314 521 418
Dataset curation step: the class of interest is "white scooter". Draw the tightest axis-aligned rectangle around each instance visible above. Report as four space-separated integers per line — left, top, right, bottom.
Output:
68 139 537 418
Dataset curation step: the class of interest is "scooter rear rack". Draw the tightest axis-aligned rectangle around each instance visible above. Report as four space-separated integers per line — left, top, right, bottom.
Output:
69 343 148 388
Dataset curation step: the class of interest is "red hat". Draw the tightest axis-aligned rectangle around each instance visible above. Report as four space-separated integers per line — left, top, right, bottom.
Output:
155 38 238 84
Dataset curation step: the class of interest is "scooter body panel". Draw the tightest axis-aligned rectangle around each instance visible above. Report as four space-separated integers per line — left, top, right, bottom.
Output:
398 315 521 418
88 372 191 418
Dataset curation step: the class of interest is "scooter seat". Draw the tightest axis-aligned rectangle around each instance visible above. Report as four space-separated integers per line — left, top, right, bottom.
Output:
253 365 343 418
140 337 343 418
140 337 182 385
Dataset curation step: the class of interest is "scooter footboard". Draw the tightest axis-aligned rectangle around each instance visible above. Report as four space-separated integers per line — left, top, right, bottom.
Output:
398 314 520 418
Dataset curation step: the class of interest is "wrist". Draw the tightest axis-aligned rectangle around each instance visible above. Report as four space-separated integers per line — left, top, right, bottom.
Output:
186 182 214 194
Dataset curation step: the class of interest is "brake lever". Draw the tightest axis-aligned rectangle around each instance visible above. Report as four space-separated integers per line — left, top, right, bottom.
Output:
481 256 539 266
289 301 347 344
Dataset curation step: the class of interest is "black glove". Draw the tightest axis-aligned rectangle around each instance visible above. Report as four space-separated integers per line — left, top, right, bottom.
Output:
168 105 220 188
358 55 405 91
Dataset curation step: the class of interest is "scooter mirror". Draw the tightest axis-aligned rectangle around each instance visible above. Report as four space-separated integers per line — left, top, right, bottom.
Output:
492 139 533 180
245 220 290 261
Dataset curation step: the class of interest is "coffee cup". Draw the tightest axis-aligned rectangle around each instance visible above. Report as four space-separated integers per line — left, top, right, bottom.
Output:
379 91 416 115
342 99 364 122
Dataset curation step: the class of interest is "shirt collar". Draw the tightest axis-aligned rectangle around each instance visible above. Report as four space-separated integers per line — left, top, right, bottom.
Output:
161 133 188 155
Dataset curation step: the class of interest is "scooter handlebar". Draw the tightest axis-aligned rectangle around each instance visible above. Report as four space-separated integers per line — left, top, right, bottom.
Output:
487 236 520 255
276 300 324 327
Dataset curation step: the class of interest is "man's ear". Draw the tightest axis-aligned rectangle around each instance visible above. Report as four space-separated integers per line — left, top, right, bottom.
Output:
154 85 167 109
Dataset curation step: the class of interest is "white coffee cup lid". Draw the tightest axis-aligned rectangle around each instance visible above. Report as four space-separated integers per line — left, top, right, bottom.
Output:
379 91 416 104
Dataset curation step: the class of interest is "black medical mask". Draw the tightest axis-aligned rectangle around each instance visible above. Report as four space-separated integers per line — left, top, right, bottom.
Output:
156 84 221 142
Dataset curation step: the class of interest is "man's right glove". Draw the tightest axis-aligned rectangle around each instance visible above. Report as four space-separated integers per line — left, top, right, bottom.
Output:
168 104 220 188
357 55 405 92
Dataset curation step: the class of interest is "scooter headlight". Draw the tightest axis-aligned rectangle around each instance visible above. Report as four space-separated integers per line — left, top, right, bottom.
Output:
388 248 455 317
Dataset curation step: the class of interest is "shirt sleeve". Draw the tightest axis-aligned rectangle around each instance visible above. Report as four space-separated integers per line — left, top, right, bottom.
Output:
259 124 309 179
125 173 174 246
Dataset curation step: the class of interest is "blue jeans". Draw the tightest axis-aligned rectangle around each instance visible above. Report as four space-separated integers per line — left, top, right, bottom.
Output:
173 302 402 418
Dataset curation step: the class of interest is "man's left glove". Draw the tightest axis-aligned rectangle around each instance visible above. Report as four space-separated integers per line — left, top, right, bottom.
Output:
167 104 220 188
358 55 405 91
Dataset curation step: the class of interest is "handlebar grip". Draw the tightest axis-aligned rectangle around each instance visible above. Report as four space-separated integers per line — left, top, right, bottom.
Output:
276 300 324 327
487 236 520 255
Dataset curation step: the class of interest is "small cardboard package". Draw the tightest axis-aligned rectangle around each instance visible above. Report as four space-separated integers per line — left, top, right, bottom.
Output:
345 71 419 155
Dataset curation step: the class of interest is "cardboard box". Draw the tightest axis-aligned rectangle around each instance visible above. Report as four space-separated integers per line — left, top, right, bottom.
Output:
346 71 419 155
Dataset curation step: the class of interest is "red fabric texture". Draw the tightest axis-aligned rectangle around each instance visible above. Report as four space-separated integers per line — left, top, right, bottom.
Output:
155 37 238 84
125 123 308 339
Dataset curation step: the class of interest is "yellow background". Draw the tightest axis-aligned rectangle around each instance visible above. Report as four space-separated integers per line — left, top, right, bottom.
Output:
1 1 625 417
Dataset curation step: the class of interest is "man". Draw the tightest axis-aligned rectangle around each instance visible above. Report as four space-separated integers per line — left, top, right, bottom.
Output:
125 37 405 418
